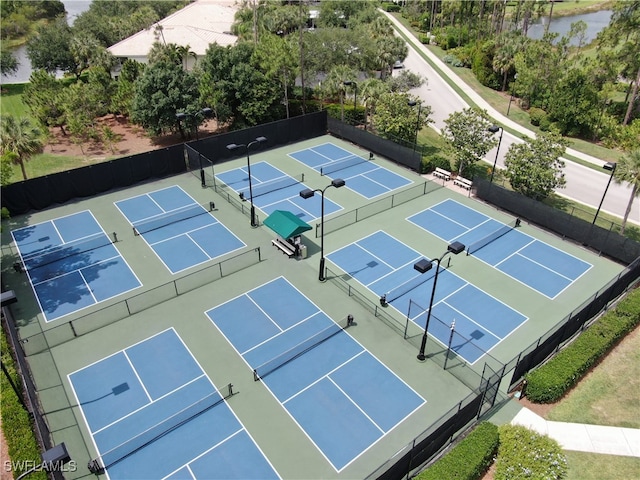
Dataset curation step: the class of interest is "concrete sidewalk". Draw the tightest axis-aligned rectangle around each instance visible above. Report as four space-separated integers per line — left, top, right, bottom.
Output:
381 10 607 169
511 408 640 457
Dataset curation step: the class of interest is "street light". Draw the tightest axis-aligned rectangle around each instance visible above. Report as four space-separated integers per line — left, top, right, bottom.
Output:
408 100 422 155
226 136 268 227
343 80 357 125
488 125 504 185
175 107 213 140
592 162 617 226
299 178 346 281
413 241 465 362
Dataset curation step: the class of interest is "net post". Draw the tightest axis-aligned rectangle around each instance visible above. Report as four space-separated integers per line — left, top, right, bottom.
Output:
253 369 260 382
133 227 139 236
346 314 354 327
112 232 118 243
88 458 104 475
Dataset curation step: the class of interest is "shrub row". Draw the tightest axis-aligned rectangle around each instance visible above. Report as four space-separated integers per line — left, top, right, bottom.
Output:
416 422 499 480
495 424 567 480
0 326 47 480
525 287 640 403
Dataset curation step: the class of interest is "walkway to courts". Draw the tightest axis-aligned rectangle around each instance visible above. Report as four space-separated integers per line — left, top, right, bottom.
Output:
512 407 640 458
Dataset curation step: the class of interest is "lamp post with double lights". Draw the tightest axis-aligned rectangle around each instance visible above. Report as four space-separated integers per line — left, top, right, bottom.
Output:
408 100 422 156
226 137 268 227
488 125 504 185
592 162 617 227
413 241 465 362
175 107 213 140
299 178 346 281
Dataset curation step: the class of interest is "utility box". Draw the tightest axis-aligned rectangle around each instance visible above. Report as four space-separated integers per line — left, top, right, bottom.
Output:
298 244 307 259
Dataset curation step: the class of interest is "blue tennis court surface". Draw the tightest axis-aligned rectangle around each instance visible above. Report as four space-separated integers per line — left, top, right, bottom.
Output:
115 186 245 274
206 277 424 471
11 211 141 322
215 161 342 223
69 328 279 480
289 143 413 199
327 231 527 364
408 199 592 298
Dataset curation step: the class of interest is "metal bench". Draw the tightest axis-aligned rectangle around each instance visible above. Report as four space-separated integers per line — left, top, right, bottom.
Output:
453 176 473 190
433 167 451 181
272 238 295 257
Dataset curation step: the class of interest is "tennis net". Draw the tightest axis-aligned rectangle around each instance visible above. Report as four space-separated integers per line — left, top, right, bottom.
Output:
382 267 437 305
88 383 235 474
22 233 114 272
242 174 304 199
466 218 520 255
253 315 354 381
320 154 372 176
132 203 211 236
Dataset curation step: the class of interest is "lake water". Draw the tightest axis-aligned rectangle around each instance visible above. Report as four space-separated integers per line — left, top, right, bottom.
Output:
1 0 92 84
527 9 612 45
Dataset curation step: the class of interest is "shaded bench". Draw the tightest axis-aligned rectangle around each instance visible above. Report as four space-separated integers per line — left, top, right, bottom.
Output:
433 167 451 181
271 238 295 257
454 176 473 190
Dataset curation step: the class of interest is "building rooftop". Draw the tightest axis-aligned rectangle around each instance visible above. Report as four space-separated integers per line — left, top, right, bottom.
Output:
108 0 238 59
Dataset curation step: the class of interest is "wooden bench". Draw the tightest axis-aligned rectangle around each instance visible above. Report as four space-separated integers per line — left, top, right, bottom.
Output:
272 238 295 257
453 176 473 190
433 167 451 181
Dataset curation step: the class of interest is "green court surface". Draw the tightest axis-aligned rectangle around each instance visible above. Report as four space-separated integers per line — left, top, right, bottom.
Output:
0 134 625 479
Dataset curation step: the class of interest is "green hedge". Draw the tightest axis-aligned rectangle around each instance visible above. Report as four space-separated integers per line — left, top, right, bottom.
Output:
1 327 47 480
495 424 567 480
525 288 640 403
416 422 499 480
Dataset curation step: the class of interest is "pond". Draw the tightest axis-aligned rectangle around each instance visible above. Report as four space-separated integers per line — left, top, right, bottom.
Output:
1 0 91 84
527 9 612 45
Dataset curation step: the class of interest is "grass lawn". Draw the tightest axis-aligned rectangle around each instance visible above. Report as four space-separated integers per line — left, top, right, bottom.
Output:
547 325 640 428
564 451 640 480
0 83 31 118
5 153 103 184
546 322 640 480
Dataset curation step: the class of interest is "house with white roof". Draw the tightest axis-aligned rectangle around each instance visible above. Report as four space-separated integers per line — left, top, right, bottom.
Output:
107 0 239 76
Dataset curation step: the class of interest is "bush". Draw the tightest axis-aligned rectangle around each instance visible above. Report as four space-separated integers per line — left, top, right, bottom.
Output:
525 289 640 403
383 3 400 12
416 422 499 480
529 107 547 127
421 155 452 174
495 425 567 480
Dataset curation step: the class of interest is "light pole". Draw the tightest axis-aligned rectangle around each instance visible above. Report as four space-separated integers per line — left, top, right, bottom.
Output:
408 100 422 155
299 178 346 281
226 136 268 227
413 241 465 362
592 162 617 226
175 107 213 140
488 125 504 185
343 80 357 125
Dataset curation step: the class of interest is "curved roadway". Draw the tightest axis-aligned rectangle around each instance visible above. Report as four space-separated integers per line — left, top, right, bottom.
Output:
383 11 639 226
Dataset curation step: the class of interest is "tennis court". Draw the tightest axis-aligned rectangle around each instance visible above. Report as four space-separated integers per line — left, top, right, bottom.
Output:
10 211 141 322
69 328 279 480
408 199 592 298
327 231 528 364
115 185 245 274
215 161 342 222
289 142 413 199
205 277 425 471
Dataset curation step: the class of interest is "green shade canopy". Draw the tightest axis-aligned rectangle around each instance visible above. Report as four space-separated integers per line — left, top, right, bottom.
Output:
263 210 312 239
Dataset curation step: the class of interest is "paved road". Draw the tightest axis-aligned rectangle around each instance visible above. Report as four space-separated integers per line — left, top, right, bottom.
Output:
386 12 639 226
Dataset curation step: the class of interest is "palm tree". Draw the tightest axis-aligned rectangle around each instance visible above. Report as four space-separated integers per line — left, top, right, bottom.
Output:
0 115 43 181
324 65 357 122
613 149 640 235
359 78 388 130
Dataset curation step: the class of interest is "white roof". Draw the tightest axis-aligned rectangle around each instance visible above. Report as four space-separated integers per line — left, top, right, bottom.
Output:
108 0 238 59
